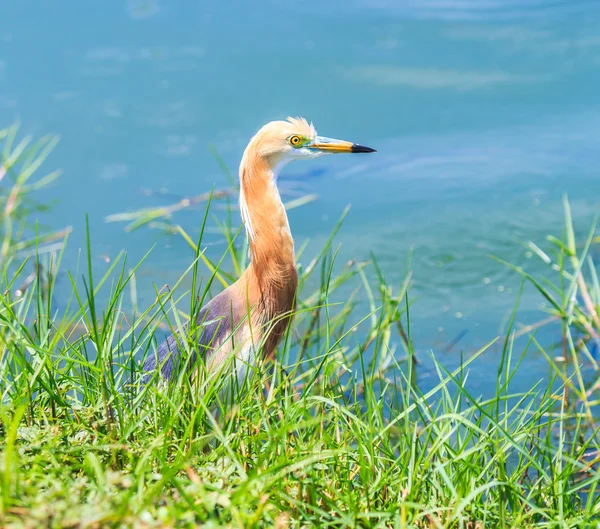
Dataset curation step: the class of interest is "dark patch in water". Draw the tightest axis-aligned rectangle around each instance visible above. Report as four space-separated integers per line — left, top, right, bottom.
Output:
280 167 328 182
444 329 469 353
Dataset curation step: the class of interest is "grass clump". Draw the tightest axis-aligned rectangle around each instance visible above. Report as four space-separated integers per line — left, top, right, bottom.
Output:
1 128 599 528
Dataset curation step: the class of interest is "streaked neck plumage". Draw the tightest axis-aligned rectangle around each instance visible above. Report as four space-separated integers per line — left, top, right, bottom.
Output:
238 146 295 289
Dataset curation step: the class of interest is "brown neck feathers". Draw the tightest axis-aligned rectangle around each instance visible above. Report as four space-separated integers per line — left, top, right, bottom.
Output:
239 151 296 289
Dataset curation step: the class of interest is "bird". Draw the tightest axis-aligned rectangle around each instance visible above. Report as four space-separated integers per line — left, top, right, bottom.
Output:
143 117 376 389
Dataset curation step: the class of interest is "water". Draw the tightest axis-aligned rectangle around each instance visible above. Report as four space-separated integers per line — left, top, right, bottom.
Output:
2 0 600 392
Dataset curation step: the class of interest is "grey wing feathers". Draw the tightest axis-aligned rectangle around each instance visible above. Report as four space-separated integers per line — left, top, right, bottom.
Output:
142 290 237 382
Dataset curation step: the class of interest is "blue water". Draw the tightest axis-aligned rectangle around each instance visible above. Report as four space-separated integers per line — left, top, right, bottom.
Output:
3 0 600 391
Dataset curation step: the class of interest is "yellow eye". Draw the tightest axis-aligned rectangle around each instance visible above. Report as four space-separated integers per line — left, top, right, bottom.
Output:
289 135 302 147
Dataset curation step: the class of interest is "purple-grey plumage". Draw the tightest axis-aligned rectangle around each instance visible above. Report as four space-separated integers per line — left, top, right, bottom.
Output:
142 289 241 381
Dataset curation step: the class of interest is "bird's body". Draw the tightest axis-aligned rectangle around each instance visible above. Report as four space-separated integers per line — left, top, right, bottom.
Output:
143 117 375 386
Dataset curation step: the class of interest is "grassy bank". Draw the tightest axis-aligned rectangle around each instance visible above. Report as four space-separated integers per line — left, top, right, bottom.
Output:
1 128 599 528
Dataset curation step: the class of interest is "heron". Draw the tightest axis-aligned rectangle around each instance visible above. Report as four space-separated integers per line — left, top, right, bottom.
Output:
143 117 376 387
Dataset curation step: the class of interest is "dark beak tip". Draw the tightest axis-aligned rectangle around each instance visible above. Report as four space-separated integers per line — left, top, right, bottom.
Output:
351 144 377 153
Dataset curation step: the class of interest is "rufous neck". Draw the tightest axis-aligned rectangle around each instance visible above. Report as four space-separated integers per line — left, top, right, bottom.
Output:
239 151 295 275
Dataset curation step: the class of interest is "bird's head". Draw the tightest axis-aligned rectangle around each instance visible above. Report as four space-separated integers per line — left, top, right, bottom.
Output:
244 117 376 175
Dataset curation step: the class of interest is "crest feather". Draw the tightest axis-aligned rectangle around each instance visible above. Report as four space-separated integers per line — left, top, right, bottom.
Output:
286 116 316 138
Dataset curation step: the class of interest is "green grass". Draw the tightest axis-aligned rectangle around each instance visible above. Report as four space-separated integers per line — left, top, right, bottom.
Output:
0 127 599 528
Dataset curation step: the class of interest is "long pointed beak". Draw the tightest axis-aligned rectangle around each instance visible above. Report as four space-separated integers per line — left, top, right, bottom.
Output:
309 136 376 154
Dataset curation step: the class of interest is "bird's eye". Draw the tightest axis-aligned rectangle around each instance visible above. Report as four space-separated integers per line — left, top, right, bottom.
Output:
289 135 302 147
